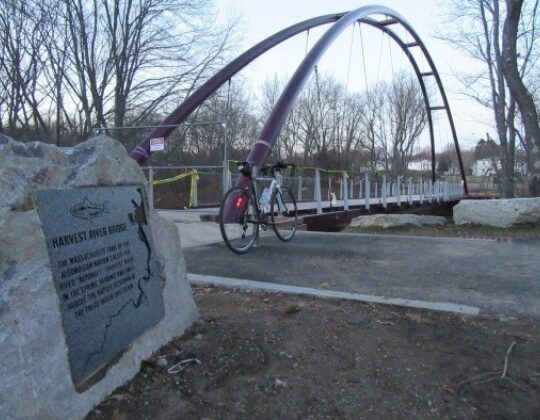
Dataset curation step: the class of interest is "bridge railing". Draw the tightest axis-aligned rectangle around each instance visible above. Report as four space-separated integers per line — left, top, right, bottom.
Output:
277 168 464 214
143 164 464 211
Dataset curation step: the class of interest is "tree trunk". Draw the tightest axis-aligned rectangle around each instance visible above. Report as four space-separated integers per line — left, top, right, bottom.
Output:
502 0 540 196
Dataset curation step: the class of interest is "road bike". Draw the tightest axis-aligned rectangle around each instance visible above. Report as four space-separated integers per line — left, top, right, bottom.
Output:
219 161 298 254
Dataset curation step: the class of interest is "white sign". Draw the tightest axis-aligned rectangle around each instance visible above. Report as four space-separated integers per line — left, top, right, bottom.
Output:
150 137 165 152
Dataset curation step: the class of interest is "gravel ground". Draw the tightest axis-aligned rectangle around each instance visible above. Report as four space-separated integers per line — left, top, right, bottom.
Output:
87 287 540 419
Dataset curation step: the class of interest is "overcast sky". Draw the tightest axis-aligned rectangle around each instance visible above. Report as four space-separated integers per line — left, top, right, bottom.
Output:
213 0 493 150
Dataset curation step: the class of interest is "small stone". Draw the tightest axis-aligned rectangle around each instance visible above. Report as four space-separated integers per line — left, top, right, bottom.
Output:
274 378 287 388
279 351 293 359
320 282 330 289
109 394 126 402
195 333 204 340
156 357 168 367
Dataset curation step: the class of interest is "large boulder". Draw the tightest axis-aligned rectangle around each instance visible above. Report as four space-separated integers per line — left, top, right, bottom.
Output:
0 134 198 419
453 198 540 227
349 213 446 228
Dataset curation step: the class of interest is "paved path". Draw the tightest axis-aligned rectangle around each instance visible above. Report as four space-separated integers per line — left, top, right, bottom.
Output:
183 231 540 320
158 209 221 249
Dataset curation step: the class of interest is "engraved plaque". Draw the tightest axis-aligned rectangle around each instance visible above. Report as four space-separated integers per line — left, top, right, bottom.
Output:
35 186 165 390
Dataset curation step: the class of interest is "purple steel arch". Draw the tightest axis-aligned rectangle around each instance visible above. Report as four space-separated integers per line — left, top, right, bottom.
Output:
361 18 468 193
241 5 468 192
129 5 467 193
129 12 346 163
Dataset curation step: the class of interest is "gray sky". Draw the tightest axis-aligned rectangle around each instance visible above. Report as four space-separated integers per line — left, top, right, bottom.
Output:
214 0 493 150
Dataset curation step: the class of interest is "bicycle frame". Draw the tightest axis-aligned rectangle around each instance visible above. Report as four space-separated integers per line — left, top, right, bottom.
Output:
251 169 287 226
220 161 298 253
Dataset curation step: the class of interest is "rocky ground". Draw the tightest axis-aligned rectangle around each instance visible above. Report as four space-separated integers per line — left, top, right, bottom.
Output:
87 286 540 419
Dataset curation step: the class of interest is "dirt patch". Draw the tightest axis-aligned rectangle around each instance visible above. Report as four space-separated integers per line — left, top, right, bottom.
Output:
87 287 540 419
345 220 540 241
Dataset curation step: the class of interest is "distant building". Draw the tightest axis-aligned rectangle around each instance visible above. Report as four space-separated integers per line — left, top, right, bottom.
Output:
472 158 499 176
515 161 527 175
407 159 430 172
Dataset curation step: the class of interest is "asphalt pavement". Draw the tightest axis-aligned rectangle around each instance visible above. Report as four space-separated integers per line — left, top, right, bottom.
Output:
184 231 540 319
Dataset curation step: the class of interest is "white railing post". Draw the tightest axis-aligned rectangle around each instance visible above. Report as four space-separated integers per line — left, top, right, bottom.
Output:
408 177 413 206
382 175 387 209
328 176 332 200
297 176 303 202
349 179 354 200
315 168 322 214
397 176 402 207
343 172 349 210
364 172 370 211
191 171 198 208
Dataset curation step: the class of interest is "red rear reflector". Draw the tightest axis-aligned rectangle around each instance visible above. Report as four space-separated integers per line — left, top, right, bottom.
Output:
235 196 244 208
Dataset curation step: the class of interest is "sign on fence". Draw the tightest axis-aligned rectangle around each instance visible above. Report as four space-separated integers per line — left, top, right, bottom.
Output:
150 137 165 151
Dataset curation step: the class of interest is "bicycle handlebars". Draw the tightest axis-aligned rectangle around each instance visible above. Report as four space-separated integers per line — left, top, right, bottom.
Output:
235 161 295 178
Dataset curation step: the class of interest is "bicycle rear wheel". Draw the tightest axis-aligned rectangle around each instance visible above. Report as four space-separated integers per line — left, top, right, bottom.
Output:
270 186 298 242
219 187 259 254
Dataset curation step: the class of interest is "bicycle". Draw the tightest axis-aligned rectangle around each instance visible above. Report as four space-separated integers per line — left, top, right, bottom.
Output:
219 161 299 254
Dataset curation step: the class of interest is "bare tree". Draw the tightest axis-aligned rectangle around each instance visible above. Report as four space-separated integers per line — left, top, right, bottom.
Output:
358 75 426 177
438 0 539 197
257 72 424 175
0 0 238 145
501 0 540 195
0 1 51 139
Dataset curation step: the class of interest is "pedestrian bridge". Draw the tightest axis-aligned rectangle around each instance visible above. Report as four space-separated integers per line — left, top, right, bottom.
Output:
145 164 463 214
128 5 469 206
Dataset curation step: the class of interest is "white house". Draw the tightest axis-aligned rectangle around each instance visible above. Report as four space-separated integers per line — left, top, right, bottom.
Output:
407 159 430 172
472 158 500 176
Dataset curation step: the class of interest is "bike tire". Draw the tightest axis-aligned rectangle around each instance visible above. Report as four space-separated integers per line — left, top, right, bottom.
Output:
219 187 259 254
270 186 298 242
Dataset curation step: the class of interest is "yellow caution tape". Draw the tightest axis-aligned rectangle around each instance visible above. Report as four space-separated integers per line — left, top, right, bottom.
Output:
152 170 196 186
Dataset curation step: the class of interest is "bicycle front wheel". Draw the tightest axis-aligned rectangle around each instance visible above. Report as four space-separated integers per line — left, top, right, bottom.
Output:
219 187 259 254
270 186 298 242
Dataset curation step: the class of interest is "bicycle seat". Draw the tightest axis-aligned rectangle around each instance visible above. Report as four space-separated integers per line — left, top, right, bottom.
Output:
274 161 288 170
236 161 252 177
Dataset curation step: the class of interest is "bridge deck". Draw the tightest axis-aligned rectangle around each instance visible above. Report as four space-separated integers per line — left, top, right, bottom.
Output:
295 194 445 211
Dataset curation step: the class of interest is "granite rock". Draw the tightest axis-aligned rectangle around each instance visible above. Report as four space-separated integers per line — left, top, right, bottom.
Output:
0 134 198 419
349 213 447 228
453 198 540 227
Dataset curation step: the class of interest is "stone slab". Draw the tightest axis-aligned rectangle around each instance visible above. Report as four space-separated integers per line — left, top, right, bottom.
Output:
453 198 540 227
349 213 446 228
36 186 165 389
